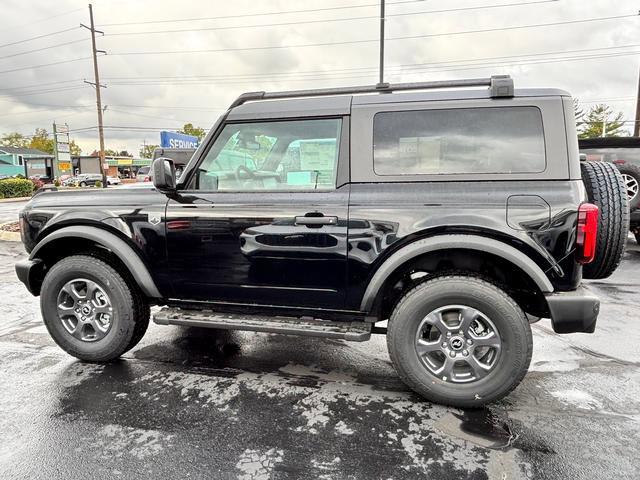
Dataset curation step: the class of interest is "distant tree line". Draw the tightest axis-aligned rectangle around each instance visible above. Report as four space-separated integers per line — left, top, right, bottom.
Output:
574 101 628 139
0 128 81 155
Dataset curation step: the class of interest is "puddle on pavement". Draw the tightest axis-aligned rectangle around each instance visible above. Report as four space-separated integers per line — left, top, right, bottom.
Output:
435 408 555 456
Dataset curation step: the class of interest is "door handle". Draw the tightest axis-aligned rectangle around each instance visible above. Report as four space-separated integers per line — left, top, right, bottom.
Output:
295 214 338 226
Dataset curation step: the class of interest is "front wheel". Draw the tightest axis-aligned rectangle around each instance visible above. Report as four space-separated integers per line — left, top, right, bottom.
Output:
40 255 149 361
387 275 532 407
79 181 87 187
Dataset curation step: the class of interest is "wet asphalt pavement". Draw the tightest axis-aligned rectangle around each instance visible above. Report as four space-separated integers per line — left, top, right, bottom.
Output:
0 238 639 480
0 200 25 224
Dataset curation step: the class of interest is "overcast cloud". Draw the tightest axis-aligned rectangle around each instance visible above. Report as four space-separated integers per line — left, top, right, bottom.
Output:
0 0 638 155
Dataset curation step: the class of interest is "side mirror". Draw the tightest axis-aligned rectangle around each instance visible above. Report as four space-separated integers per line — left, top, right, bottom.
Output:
152 157 176 193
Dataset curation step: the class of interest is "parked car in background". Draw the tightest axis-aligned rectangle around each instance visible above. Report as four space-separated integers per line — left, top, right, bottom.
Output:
136 166 152 182
579 136 640 242
107 176 121 185
152 147 196 181
29 174 51 182
62 173 103 187
61 176 76 187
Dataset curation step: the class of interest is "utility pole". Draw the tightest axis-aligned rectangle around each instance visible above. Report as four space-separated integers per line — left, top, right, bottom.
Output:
81 4 107 187
634 63 640 137
378 0 386 86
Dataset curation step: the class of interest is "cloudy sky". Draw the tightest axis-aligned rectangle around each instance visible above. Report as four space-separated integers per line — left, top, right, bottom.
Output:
1 0 638 155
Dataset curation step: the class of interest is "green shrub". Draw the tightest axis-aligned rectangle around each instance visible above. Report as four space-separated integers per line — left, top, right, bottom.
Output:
95 180 102 188
53 179 61 187
0 178 33 198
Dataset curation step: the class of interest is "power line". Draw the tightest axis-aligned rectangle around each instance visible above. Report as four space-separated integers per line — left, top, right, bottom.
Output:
102 44 639 84
97 0 425 27
0 98 93 108
107 104 226 111
102 50 640 87
110 14 640 57
0 56 92 75
0 38 88 60
106 108 192 124
0 26 80 50
104 0 558 37
68 125 185 133
0 7 84 34
0 105 93 119
0 85 90 98
579 97 636 104
100 50 640 90
0 78 84 92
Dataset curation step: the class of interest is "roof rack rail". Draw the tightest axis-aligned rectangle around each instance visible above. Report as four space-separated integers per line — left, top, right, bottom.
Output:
229 75 513 108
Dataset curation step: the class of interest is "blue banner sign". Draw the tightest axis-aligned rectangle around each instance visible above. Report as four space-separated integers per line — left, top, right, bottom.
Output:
160 131 199 149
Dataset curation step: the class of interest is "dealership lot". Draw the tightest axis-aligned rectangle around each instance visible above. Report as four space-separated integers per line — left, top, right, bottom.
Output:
0 238 638 480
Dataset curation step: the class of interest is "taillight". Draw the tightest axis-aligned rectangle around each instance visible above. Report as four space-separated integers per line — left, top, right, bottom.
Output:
612 159 626 165
576 203 599 264
144 176 150 182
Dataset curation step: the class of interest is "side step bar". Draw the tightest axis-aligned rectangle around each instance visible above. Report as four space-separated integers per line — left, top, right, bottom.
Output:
153 307 372 342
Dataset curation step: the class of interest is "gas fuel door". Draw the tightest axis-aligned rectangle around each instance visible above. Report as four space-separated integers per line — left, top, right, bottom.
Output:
507 195 551 231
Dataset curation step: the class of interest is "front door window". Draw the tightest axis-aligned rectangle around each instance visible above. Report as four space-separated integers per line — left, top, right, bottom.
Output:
191 118 341 192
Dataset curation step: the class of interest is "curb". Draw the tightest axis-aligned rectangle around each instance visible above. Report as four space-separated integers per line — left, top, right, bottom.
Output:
0 222 20 242
0 196 31 203
0 230 20 242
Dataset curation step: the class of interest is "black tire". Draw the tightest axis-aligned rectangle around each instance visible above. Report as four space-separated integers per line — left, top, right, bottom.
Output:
615 163 640 212
387 275 532 408
635 231 640 245
79 181 87 187
40 255 148 361
580 161 629 279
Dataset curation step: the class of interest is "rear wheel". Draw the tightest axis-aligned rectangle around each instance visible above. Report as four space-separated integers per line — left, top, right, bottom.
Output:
580 161 629 279
387 275 532 407
79 181 87 187
40 255 149 361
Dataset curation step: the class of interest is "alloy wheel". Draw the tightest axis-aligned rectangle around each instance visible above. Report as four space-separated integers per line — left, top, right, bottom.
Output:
56 278 113 342
621 173 639 201
414 305 502 383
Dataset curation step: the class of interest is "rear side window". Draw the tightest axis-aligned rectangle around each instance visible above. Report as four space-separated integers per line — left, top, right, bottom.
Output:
373 107 545 175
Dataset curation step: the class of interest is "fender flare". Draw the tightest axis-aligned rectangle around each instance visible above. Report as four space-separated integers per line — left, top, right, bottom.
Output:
30 225 162 299
359 234 554 312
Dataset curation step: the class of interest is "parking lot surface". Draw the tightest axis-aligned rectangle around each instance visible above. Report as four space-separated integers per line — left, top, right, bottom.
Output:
0 239 638 479
0 199 26 224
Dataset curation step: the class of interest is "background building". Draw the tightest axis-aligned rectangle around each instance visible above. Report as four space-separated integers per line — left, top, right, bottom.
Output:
0 147 54 178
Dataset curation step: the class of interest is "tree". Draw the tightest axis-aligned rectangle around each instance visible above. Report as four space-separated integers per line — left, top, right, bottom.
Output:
29 128 54 154
99 149 132 157
139 144 159 158
1 129 81 155
0 132 29 148
69 140 82 156
577 103 628 139
179 123 206 141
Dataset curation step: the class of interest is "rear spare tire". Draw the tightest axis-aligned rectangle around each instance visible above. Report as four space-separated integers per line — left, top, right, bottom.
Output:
616 163 640 212
580 161 629 279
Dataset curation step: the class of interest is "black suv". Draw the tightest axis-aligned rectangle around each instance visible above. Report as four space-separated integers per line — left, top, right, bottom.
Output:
15 76 628 407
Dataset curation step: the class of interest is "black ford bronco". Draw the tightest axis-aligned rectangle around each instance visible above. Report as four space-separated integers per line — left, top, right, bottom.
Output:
15 76 629 407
